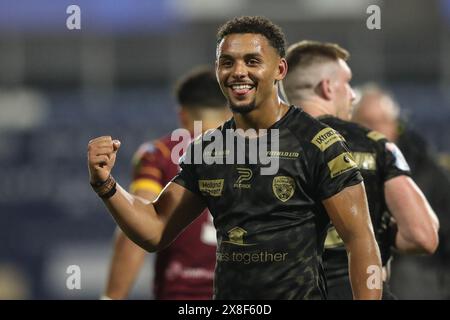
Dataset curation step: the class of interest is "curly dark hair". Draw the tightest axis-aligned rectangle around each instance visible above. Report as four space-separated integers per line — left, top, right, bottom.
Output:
174 66 226 109
217 16 287 57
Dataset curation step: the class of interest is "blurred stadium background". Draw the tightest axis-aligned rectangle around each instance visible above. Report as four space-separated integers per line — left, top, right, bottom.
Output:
0 0 449 299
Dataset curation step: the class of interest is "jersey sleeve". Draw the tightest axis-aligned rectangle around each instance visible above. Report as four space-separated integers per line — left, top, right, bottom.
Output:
308 127 363 200
383 141 412 180
368 130 411 181
129 141 166 195
171 140 202 196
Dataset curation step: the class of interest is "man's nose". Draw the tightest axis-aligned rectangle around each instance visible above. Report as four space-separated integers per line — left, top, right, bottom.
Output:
231 61 247 79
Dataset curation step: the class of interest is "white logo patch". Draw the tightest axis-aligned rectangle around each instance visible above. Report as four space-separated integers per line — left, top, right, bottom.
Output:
386 142 410 171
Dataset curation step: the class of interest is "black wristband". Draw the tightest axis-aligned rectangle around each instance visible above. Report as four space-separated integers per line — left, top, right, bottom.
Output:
99 184 117 199
90 175 117 199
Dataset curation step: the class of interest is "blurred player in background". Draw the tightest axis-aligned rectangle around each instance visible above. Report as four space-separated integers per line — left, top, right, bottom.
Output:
353 85 450 298
281 40 439 299
103 67 230 300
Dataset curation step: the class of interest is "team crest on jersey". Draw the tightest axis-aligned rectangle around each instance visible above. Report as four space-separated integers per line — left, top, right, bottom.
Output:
198 179 224 197
272 176 296 202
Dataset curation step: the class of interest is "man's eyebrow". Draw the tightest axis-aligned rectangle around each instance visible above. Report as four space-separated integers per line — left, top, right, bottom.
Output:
218 54 233 60
244 53 263 59
218 52 263 59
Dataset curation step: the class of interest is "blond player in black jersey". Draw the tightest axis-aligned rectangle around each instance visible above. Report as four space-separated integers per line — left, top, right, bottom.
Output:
281 40 439 299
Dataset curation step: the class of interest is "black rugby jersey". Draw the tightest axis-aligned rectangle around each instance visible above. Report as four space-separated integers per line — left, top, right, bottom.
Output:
173 106 363 299
319 116 411 282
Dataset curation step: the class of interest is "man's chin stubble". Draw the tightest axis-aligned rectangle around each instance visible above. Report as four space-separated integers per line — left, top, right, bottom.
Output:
229 102 256 114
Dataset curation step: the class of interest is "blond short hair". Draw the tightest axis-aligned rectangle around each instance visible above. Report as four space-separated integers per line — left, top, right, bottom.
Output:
286 40 349 69
281 40 349 102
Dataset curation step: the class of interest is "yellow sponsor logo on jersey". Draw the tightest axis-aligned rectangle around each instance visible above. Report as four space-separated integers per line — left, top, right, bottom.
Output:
352 152 377 170
311 128 345 152
222 227 257 246
328 152 358 178
266 151 300 159
324 226 344 249
272 176 296 202
367 130 386 141
198 179 224 197
226 227 247 245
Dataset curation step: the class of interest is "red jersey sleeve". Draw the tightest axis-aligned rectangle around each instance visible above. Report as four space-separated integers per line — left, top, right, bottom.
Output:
129 139 173 195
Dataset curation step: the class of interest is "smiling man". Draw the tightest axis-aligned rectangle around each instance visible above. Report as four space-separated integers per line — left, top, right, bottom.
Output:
87 16 382 299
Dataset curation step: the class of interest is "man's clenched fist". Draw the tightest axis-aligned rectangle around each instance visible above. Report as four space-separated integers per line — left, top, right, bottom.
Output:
87 136 121 183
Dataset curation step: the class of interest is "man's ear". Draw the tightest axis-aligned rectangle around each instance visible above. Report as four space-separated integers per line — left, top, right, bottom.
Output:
275 58 288 81
319 78 333 101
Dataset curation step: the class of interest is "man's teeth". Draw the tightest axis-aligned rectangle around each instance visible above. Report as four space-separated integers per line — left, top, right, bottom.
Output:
231 84 253 90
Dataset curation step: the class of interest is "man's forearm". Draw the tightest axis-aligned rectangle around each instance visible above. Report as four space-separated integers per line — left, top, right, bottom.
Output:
386 176 439 254
347 235 382 300
395 230 438 254
104 229 147 299
322 183 382 299
103 184 163 252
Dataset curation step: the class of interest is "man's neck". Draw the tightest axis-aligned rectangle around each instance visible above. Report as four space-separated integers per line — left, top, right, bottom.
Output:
233 95 290 133
293 98 335 119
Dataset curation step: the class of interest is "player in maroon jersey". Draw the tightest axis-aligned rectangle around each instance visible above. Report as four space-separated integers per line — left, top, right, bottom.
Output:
102 67 230 299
